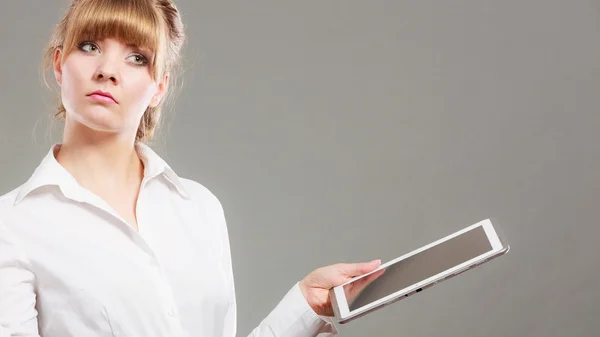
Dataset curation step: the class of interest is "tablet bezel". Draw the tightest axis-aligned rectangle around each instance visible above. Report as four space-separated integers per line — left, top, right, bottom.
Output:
331 218 506 322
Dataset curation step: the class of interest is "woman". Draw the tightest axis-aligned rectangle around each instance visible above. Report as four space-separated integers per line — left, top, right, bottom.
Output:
0 0 382 336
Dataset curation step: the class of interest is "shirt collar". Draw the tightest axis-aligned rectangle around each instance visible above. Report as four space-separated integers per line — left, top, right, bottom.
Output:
14 143 190 206
135 142 191 199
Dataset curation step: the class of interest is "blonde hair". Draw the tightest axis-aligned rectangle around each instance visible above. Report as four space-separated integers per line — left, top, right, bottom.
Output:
41 0 186 142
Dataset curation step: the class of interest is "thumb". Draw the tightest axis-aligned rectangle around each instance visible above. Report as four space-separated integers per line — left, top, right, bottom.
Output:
343 259 381 277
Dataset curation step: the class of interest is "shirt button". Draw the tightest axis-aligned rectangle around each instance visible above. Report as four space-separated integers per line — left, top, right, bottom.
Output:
168 307 178 317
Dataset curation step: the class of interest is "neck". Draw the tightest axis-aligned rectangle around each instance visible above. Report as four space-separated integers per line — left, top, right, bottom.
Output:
56 119 144 192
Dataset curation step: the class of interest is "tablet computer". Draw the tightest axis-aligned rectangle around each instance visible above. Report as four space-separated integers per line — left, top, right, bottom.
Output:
330 218 509 324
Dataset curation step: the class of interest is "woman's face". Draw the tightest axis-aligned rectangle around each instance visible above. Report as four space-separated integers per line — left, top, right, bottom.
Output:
54 37 167 138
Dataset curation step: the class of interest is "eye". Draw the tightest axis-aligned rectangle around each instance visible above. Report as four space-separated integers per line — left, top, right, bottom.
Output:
127 54 149 66
78 41 99 53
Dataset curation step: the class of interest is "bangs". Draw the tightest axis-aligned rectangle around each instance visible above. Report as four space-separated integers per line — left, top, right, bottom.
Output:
62 0 166 77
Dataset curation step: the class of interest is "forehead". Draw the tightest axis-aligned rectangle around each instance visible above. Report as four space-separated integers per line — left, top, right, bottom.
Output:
65 0 162 53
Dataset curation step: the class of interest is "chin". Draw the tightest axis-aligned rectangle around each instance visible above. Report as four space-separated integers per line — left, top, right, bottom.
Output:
68 105 130 134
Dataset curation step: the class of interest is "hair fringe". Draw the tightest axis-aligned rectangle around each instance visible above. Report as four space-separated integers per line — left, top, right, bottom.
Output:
41 0 186 143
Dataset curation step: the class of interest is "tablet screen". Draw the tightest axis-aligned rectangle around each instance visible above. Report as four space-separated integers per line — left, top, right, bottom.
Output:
345 225 493 311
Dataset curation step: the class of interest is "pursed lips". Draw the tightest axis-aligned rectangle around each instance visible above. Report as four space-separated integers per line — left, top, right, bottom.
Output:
87 90 118 104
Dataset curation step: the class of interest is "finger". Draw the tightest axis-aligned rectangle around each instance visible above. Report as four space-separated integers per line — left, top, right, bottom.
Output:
342 259 382 277
363 268 385 285
353 268 385 292
347 269 386 300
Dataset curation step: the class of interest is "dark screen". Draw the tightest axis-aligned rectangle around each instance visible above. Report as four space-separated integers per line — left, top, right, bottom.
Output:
345 226 492 311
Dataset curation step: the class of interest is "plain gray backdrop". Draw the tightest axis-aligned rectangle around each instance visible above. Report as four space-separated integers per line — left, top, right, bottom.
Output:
2 1 600 336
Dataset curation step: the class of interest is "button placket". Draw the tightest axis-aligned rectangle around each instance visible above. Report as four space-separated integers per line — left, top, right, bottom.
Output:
136 185 184 335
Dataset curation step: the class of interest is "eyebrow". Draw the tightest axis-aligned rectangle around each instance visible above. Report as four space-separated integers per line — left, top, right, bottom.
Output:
126 43 154 56
126 43 146 50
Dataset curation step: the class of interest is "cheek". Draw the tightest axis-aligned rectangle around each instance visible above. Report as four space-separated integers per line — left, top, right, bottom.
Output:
60 63 87 108
124 74 158 110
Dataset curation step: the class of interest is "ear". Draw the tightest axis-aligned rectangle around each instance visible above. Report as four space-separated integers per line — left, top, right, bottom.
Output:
149 72 169 108
53 48 63 87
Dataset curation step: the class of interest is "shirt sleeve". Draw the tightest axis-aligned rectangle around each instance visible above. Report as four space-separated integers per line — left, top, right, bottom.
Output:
216 203 338 337
0 219 40 337
245 282 339 337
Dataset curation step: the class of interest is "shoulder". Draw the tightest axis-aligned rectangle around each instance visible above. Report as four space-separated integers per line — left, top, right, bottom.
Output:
0 185 24 212
176 177 232 238
0 185 28 237
178 177 225 215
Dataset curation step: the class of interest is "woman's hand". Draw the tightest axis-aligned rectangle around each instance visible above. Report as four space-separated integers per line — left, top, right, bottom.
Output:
299 259 385 317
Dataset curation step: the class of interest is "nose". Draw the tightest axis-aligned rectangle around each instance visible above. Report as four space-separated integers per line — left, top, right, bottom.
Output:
94 69 118 84
93 62 119 84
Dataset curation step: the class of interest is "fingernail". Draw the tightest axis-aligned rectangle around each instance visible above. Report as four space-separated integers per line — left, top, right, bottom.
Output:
371 259 381 264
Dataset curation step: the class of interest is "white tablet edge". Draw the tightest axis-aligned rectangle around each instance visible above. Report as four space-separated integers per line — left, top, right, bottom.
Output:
332 218 505 320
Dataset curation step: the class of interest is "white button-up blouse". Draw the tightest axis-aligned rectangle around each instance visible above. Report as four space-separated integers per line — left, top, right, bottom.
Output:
0 144 338 337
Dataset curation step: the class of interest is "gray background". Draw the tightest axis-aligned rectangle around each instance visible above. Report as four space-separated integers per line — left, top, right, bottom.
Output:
1 0 599 336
